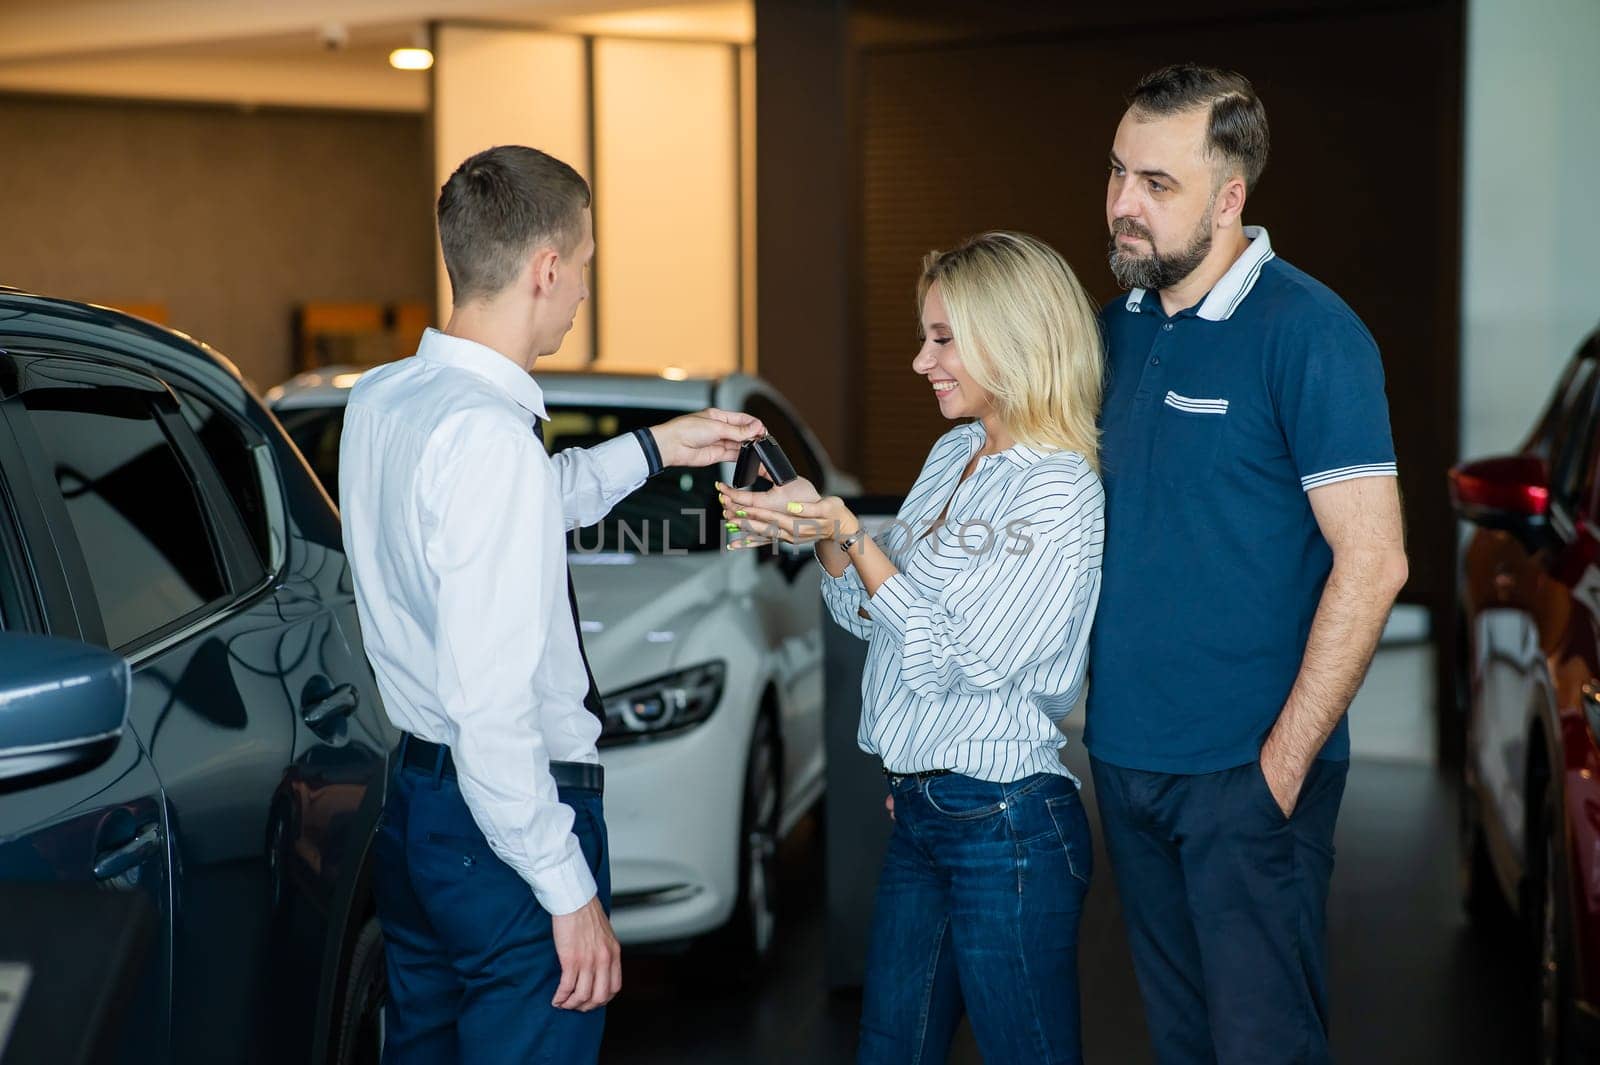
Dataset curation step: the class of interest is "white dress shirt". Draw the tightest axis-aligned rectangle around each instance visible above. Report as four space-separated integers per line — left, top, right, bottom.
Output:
340 328 648 915
821 421 1104 783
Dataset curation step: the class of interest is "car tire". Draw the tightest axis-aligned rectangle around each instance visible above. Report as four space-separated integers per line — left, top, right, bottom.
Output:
332 916 386 1065
711 710 782 970
1530 778 1580 1065
1460 790 1511 930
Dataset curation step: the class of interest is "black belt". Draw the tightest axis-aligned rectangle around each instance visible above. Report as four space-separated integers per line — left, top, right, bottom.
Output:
400 735 604 794
882 766 954 786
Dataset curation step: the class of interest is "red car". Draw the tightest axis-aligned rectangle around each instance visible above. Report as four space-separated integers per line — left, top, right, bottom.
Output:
1451 325 1600 1065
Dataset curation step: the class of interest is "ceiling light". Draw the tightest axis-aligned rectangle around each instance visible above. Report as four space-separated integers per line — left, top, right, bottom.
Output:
389 48 433 71
661 366 688 381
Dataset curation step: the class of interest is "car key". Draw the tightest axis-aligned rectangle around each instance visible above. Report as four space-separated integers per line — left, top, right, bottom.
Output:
732 434 798 488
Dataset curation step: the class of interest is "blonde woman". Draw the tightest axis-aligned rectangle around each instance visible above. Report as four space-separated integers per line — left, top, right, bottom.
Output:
717 231 1105 1064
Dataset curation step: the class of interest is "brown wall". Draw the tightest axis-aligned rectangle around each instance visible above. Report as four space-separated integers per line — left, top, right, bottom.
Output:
854 1 1463 621
755 0 1463 736
0 95 435 388
754 0 859 467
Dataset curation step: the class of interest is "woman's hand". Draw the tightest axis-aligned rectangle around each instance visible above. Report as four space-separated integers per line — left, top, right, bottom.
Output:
715 475 860 549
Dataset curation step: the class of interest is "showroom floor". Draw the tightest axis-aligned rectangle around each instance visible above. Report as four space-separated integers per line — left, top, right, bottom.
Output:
602 750 1527 1064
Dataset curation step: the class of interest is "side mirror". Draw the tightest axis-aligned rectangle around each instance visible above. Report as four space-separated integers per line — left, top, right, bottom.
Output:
1448 454 1553 550
0 633 130 793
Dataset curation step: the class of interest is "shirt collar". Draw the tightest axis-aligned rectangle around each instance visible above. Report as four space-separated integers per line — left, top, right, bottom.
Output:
416 328 549 420
1123 225 1275 323
962 420 1054 469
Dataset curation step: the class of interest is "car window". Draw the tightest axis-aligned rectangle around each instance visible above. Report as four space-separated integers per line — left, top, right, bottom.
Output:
276 406 346 504
742 395 824 490
177 392 275 575
0 567 12 630
279 401 722 554
22 388 228 651
549 405 721 554
0 481 23 632
1534 357 1596 458
1549 360 1600 513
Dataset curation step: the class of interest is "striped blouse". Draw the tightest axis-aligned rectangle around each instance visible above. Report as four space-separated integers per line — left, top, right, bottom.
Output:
821 420 1105 783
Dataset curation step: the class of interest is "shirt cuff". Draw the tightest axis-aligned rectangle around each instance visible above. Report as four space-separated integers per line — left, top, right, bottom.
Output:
868 572 918 644
632 427 665 477
529 842 599 916
1298 462 1398 492
589 433 651 497
825 563 866 592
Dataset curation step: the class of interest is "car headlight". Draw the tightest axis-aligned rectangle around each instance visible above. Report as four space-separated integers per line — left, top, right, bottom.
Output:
599 661 726 747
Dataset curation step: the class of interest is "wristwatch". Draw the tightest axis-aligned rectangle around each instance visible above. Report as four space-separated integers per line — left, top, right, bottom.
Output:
837 528 867 554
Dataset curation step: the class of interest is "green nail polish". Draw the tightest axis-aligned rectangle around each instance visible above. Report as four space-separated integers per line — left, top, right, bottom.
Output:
736 509 748 518
726 521 741 532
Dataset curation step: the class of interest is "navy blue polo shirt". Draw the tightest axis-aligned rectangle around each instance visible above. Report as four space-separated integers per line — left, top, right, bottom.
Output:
1084 227 1396 775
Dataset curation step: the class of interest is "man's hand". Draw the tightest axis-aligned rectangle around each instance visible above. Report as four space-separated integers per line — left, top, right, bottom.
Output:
1258 740 1307 819
650 409 765 468
551 895 622 1011
1257 475 1408 821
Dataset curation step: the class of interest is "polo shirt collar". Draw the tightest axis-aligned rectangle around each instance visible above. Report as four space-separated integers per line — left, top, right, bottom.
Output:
417 327 549 420
1123 225 1275 322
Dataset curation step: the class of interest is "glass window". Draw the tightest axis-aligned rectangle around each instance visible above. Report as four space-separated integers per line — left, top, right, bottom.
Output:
549 405 721 555
23 389 227 650
276 406 346 504
742 395 824 490
1549 360 1600 512
177 392 273 573
281 402 724 555
1535 357 1596 459
0 489 20 633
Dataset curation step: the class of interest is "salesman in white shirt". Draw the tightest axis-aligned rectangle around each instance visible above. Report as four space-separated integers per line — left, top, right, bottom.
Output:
338 144 765 1065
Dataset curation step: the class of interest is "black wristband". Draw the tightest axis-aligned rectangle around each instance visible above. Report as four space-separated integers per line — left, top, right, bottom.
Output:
632 427 664 476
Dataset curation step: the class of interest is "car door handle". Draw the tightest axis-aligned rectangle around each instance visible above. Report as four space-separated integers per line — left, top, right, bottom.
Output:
94 822 161 881
303 682 360 727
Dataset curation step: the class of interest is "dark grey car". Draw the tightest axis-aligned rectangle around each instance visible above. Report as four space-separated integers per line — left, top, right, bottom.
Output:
0 290 394 1063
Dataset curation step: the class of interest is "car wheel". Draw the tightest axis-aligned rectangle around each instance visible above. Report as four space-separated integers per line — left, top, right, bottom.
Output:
332 916 386 1065
1460 789 1511 929
1531 779 1579 1065
714 711 781 969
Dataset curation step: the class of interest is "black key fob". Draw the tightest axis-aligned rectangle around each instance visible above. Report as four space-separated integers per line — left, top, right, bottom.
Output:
733 434 798 488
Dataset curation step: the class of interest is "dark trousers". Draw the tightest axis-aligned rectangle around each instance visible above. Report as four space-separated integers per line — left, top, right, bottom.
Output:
1090 756 1348 1065
858 772 1093 1065
373 756 610 1065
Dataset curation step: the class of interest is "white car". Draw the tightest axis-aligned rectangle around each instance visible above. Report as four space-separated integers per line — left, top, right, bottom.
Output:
266 367 857 960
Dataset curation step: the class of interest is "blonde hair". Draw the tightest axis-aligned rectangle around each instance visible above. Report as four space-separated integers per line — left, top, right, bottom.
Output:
918 231 1104 471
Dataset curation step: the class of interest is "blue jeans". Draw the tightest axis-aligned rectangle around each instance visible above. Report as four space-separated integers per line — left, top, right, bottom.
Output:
1091 756 1348 1065
858 771 1093 1065
373 758 610 1065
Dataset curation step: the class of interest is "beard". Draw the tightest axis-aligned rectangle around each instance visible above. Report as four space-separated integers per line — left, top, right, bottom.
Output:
1107 202 1215 292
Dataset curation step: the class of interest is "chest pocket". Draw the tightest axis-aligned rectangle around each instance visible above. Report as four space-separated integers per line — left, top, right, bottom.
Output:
1152 391 1230 492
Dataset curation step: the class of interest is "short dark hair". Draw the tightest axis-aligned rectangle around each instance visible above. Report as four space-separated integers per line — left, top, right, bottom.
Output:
1127 64 1270 191
437 145 592 305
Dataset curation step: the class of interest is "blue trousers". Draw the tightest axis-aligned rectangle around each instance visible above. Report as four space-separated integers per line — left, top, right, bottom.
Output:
858 771 1093 1065
1090 756 1348 1065
372 757 610 1065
